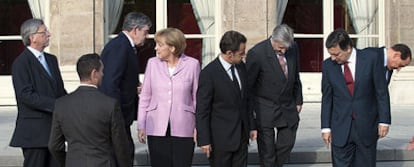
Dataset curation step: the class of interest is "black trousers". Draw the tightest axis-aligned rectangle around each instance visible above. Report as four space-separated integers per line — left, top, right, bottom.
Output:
147 126 195 167
331 121 377 167
125 125 135 166
210 128 248 167
22 147 59 167
257 123 298 167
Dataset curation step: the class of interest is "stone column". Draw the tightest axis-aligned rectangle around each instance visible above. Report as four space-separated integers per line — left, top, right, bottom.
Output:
49 0 104 66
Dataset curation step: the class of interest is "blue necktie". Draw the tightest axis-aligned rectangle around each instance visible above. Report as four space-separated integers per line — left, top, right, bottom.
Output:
39 54 52 77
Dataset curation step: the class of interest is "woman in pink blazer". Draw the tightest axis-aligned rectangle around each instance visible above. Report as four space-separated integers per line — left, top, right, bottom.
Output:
137 28 200 167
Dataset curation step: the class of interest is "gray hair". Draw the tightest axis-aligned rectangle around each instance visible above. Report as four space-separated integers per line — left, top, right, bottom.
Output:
122 12 152 31
20 19 44 46
271 24 294 48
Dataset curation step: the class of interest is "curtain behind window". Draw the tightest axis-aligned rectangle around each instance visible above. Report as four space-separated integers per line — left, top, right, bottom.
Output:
190 0 215 67
346 0 378 48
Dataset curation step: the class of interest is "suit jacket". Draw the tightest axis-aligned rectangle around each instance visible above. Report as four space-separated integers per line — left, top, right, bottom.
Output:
49 86 132 167
10 48 66 148
367 47 393 84
321 48 391 147
138 55 200 137
246 39 303 128
99 32 139 126
196 58 255 151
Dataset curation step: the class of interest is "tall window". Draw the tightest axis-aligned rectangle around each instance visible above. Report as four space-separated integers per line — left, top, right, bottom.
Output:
281 0 383 72
0 0 32 75
104 0 218 73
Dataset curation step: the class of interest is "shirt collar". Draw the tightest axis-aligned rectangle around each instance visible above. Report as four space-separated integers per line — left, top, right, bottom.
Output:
347 48 357 64
122 31 135 48
27 46 43 59
383 47 388 67
218 54 232 71
80 83 98 88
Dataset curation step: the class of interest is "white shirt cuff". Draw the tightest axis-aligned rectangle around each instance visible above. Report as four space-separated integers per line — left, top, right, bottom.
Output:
321 128 331 133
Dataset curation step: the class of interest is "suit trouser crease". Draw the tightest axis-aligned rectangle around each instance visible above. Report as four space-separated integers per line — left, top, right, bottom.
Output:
210 124 248 167
22 148 59 167
257 124 298 167
331 120 377 167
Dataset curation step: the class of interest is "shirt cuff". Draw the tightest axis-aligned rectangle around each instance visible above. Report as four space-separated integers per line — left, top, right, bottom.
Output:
321 128 331 133
379 123 390 127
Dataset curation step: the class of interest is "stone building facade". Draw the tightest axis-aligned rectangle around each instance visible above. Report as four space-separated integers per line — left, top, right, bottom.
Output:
1 0 413 105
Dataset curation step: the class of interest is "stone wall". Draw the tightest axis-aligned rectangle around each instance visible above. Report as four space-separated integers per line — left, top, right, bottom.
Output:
49 0 104 66
221 0 276 50
385 0 414 104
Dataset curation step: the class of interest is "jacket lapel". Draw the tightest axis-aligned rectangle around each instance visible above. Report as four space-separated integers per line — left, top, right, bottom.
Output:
172 54 187 76
264 40 287 82
332 61 352 97
354 50 366 94
26 49 55 81
213 58 241 96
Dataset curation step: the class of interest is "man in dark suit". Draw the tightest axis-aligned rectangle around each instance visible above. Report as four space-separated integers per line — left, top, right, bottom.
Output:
10 18 67 167
99 12 152 161
369 44 412 84
321 29 391 167
49 53 132 167
246 24 303 167
196 30 257 167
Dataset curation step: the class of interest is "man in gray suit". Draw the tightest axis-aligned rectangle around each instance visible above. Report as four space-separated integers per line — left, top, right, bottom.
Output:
246 24 303 167
49 53 132 167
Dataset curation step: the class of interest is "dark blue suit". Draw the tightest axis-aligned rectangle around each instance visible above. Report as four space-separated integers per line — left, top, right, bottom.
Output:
99 32 138 162
321 48 390 167
10 48 67 167
367 47 393 85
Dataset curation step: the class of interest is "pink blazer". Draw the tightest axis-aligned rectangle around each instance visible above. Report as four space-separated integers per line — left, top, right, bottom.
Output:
138 54 200 137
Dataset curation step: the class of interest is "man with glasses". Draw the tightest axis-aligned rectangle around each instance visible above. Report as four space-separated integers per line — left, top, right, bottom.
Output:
10 18 67 167
99 12 152 165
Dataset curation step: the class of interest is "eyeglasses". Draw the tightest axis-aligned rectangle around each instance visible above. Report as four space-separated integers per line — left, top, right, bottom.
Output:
33 29 49 35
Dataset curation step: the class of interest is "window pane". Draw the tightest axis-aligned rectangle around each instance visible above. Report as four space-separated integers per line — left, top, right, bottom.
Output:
296 38 323 72
167 0 203 63
167 0 201 34
283 0 323 34
0 0 32 75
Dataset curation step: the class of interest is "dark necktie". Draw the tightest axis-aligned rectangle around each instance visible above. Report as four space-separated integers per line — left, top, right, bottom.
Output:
278 54 288 78
385 66 393 84
133 46 137 55
343 62 354 96
230 65 241 91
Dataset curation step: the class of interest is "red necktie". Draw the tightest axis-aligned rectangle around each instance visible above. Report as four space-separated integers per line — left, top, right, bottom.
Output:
343 62 354 96
344 62 355 119
278 54 288 78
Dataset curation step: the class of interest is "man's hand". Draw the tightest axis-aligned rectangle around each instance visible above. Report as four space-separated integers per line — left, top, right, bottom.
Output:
137 82 142 95
200 145 212 158
250 130 258 141
296 105 303 113
138 129 146 144
378 124 389 138
322 132 331 149
193 129 197 144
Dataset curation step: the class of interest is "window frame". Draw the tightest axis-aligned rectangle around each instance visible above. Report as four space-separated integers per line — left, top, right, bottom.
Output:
104 0 222 67
291 0 385 62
